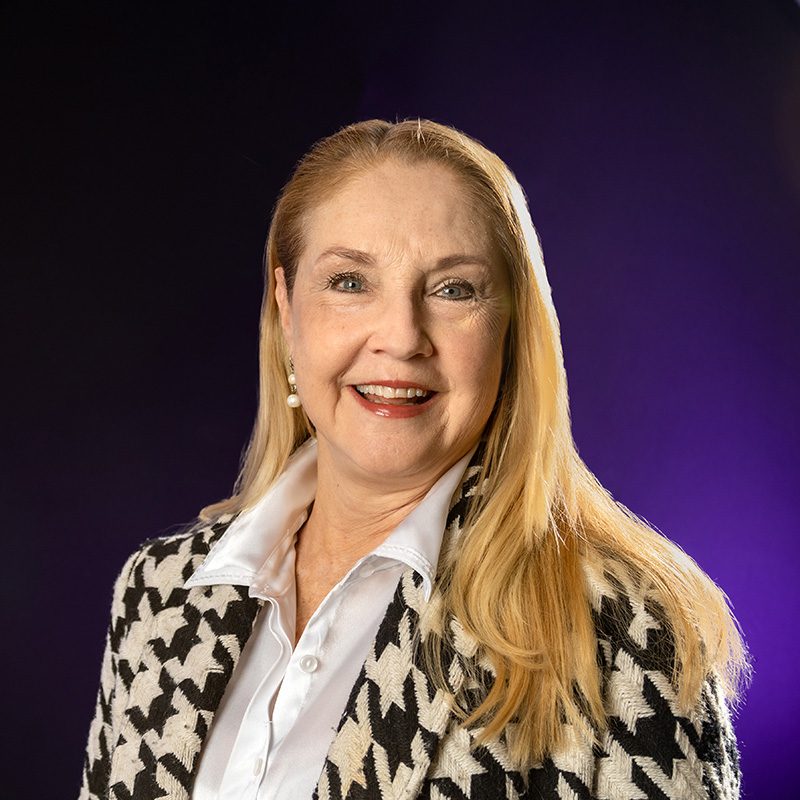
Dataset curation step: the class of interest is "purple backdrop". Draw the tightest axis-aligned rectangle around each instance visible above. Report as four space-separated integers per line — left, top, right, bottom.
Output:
3 1 798 796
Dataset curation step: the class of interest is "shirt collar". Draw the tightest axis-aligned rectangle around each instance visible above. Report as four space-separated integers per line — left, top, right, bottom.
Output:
184 438 475 601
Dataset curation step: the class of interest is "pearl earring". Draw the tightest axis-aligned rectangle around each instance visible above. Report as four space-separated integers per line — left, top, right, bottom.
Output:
287 360 301 408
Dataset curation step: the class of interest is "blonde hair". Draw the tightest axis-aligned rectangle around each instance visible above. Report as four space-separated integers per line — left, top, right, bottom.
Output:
199 118 749 766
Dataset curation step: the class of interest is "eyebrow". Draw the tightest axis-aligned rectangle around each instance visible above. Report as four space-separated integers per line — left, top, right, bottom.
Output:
316 247 376 266
315 247 492 271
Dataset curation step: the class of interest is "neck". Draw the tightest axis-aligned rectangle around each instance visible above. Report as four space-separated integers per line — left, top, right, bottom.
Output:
302 479 430 567
299 444 452 566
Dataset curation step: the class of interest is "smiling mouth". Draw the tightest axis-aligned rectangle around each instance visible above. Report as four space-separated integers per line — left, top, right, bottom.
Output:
354 384 435 406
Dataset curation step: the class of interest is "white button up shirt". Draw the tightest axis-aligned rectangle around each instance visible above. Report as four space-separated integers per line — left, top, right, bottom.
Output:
184 438 475 800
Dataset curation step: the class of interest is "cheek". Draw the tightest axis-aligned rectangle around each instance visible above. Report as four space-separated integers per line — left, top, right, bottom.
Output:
472 318 509 410
452 328 506 404
292 305 358 385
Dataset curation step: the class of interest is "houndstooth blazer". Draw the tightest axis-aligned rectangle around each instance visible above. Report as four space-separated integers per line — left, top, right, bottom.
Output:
79 460 742 800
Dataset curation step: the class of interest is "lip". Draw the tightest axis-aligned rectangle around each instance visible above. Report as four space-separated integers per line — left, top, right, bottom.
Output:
347 384 438 419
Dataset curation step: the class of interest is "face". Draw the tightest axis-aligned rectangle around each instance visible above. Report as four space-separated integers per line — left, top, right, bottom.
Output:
275 158 512 490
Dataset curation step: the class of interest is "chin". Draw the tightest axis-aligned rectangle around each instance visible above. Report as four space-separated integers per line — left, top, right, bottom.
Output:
355 432 477 484
333 437 448 483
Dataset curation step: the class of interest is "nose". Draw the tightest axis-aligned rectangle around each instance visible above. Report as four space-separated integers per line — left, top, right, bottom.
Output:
367 294 434 360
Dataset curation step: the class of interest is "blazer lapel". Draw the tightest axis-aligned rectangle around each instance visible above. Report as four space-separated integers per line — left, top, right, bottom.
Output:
314 455 488 800
109 517 263 800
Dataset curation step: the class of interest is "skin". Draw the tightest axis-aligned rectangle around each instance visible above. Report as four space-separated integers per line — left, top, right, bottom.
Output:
274 158 511 643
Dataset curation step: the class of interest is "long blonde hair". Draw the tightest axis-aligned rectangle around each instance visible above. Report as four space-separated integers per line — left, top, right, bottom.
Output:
199 118 749 765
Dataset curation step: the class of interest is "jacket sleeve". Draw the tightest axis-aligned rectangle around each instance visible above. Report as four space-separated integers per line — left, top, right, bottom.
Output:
692 672 741 799
592 593 742 800
78 547 144 800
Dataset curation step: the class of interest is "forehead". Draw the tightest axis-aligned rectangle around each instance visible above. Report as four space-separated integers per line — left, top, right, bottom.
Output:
300 159 496 262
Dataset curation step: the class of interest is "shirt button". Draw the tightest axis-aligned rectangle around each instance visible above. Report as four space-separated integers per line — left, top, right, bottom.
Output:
253 757 263 776
299 654 320 673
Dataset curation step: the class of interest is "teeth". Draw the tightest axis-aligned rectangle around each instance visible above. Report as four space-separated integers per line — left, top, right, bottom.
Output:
355 384 430 399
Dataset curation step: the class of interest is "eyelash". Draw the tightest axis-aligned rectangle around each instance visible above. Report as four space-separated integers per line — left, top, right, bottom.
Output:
327 272 365 292
437 279 476 301
326 272 476 301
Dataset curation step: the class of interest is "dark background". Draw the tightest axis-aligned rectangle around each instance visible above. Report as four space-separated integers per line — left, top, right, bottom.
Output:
3 1 798 796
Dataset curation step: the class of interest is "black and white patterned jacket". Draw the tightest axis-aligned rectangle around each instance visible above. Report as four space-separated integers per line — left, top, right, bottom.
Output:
79 461 741 800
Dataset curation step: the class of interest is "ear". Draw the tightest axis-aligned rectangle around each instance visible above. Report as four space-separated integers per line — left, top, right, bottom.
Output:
274 267 294 352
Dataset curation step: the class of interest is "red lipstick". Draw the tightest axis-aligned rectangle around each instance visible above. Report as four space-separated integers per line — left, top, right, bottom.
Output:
347 383 437 419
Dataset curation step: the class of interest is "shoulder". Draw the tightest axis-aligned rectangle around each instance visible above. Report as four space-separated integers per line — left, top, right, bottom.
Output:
581 554 676 675
581 555 742 799
117 513 234 581
106 514 237 637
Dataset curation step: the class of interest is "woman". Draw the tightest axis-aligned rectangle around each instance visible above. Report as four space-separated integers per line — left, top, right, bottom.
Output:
79 118 749 800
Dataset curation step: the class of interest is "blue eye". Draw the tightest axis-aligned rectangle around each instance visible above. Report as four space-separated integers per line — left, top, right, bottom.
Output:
437 281 474 300
329 273 364 292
